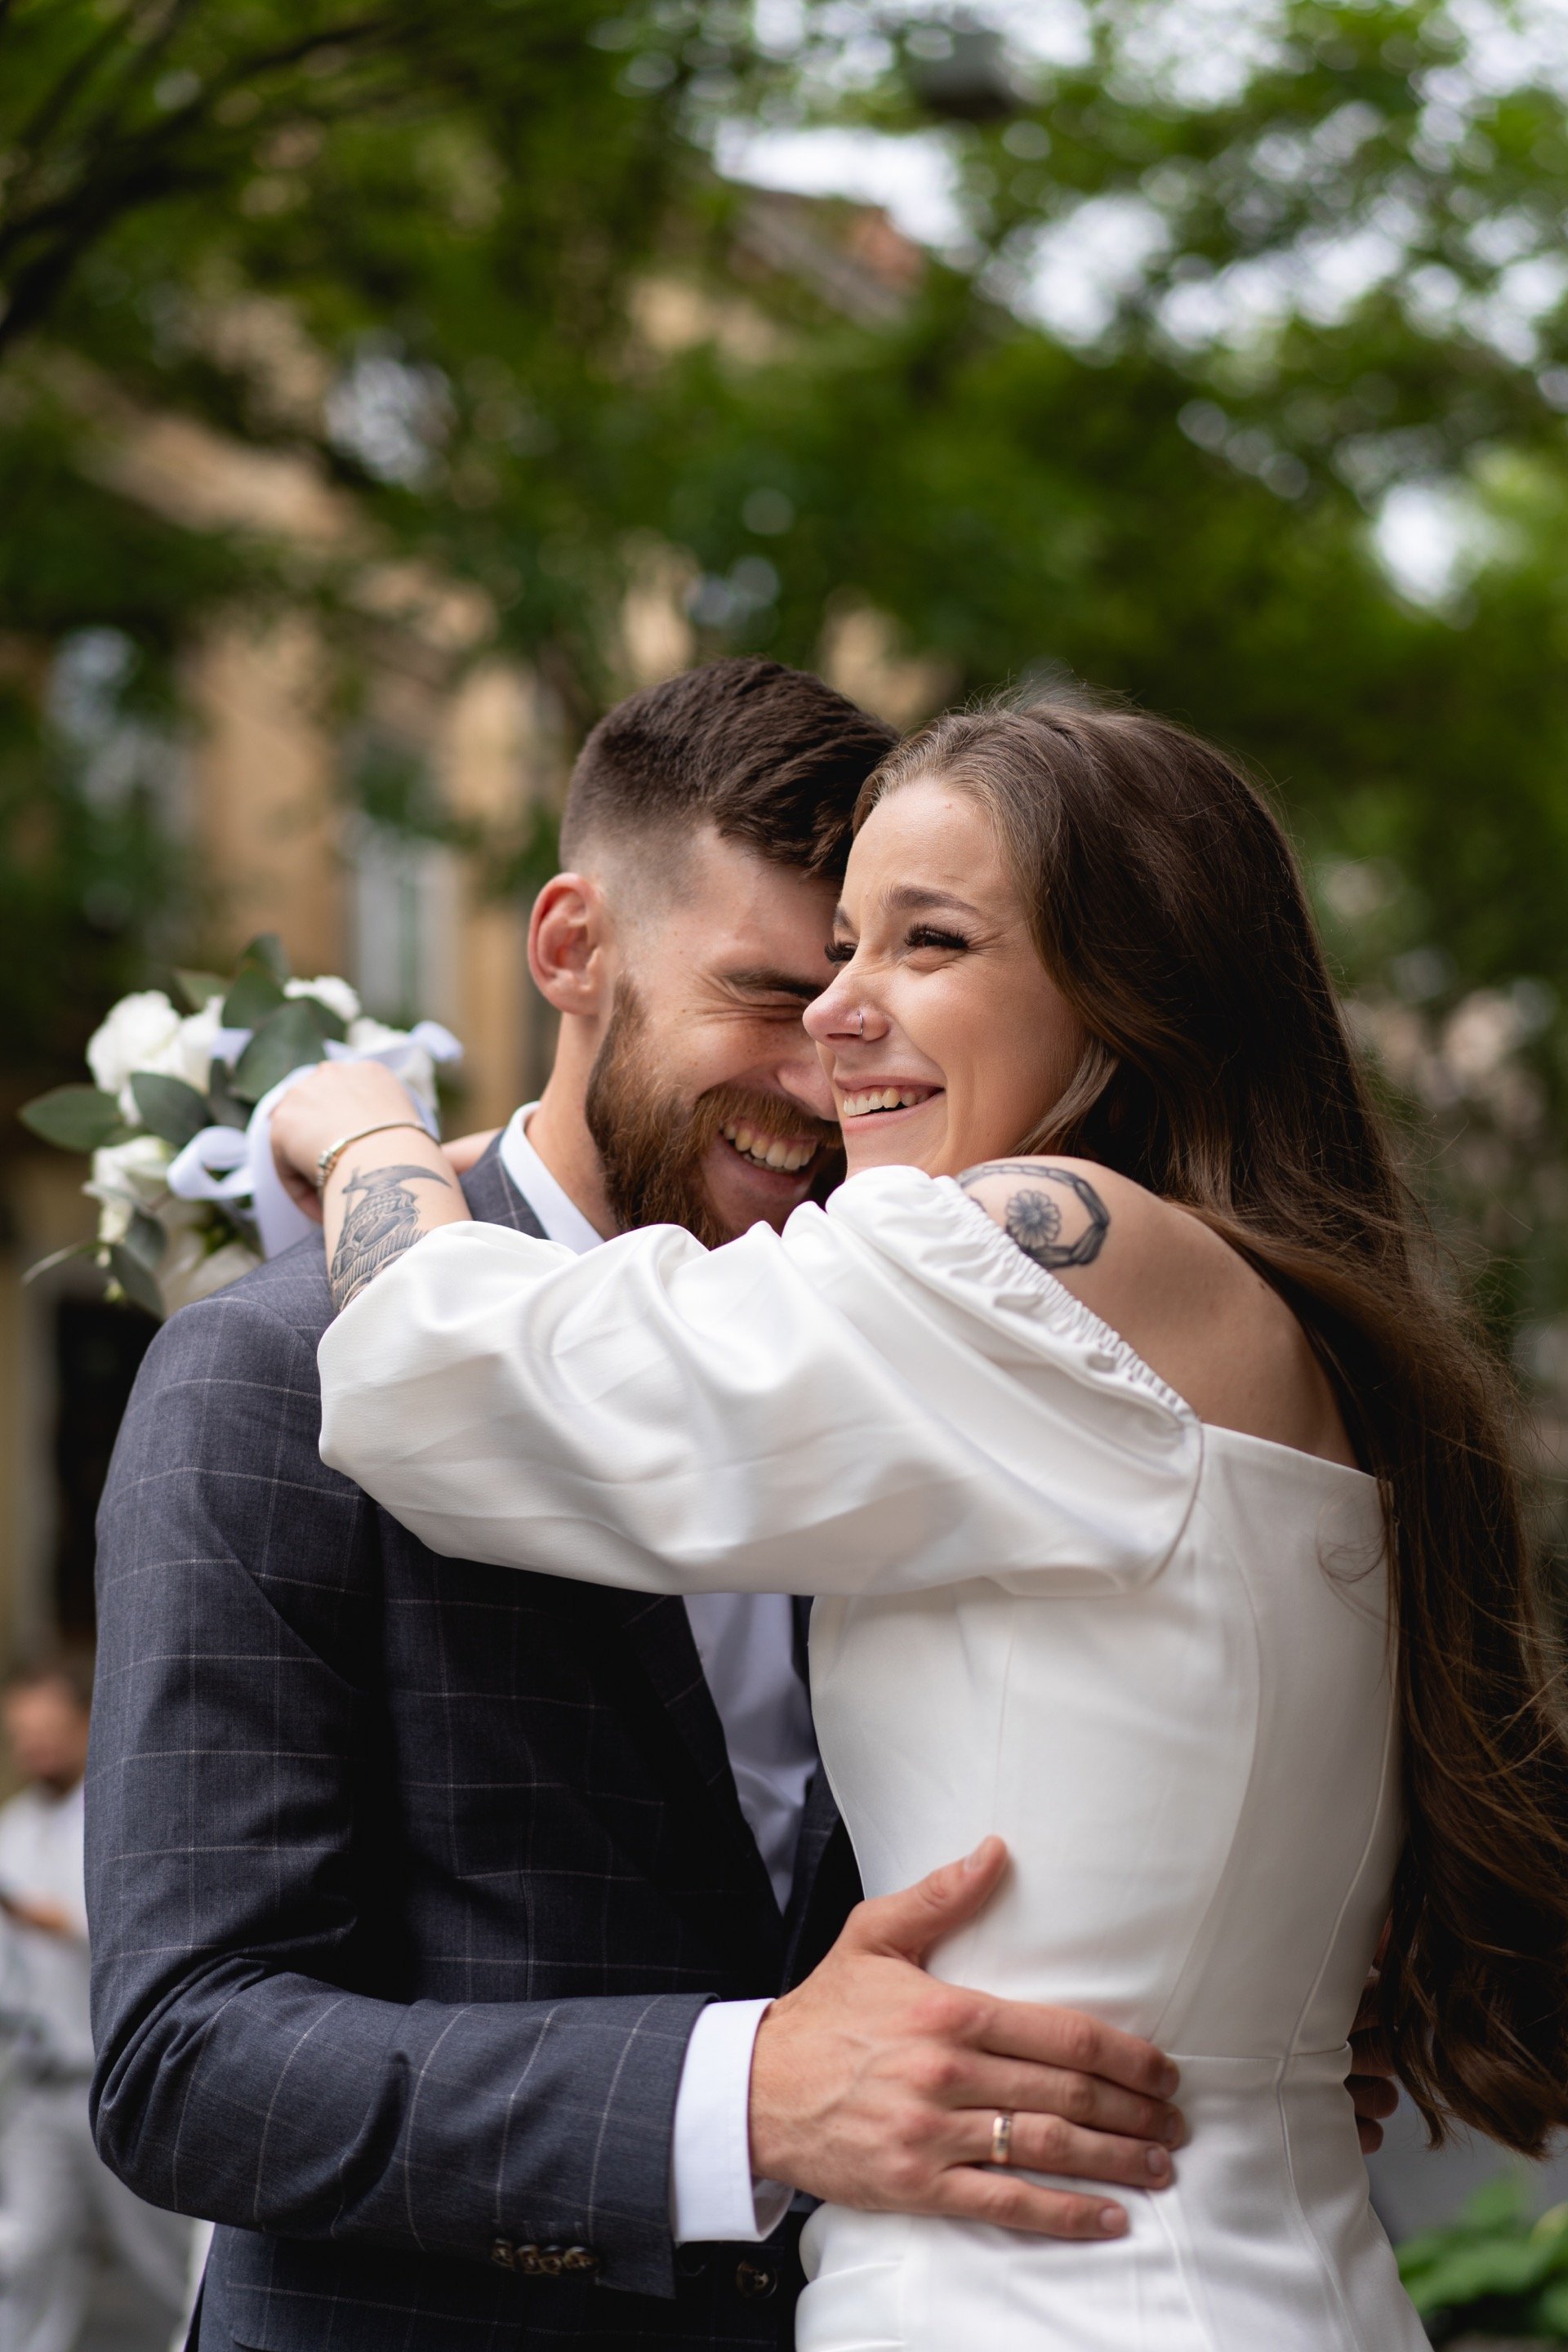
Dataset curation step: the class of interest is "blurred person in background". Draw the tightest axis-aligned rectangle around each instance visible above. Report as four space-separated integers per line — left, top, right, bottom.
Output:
0 1659 192 2352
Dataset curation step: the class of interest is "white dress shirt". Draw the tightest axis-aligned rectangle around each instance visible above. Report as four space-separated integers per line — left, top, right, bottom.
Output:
497 1107 808 2242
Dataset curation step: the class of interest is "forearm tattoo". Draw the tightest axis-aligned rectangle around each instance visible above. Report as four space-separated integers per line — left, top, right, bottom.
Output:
960 1160 1111 1270
328 1162 455 1312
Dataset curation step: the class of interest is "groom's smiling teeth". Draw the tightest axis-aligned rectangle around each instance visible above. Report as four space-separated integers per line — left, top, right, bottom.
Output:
842 1087 937 1119
720 1122 817 1173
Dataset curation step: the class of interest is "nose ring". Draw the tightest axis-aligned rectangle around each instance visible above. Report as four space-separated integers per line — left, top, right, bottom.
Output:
853 1009 866 1038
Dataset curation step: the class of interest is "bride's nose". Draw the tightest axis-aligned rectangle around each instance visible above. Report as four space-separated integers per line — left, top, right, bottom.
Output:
804 979 884 1045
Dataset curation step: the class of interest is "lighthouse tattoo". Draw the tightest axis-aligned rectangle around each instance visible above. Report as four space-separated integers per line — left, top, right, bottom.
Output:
328 1163 455 1312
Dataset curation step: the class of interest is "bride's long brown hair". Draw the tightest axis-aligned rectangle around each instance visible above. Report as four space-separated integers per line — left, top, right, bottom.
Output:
858 700 1568 2154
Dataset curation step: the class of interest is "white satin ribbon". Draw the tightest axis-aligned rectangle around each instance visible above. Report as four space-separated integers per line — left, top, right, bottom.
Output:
167 1021 463 1258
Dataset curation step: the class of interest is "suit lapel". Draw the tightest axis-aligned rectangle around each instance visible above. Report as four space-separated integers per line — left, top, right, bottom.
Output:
618 1592 753 1828
464 1138 779 1922
781 1597 855 1980
461 1143 547 1235
612 1602 783 1942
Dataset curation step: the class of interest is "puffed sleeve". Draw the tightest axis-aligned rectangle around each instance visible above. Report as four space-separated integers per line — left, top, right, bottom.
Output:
317 1165 1202 1597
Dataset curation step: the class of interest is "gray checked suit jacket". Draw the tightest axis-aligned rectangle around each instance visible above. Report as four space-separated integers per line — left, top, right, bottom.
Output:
87 1143 860 2352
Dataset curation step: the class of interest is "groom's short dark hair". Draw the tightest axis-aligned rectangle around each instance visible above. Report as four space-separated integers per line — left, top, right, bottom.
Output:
561 658 897 884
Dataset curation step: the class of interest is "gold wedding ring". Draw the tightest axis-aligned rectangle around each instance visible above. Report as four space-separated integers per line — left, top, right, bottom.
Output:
989 2111 1014 2167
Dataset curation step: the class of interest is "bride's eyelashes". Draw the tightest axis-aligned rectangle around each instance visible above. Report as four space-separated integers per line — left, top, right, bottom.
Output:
823 925 973 967
906 924 973 955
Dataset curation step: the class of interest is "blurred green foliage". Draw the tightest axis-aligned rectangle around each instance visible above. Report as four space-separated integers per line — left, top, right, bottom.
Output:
1400 2173 1568 2342
2 0 1568 1372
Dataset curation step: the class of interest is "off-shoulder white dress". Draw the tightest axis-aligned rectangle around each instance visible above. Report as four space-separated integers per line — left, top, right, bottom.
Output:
318 1166 1425 2352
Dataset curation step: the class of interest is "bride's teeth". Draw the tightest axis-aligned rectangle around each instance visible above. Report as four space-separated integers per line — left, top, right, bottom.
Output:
844 1085 934 1117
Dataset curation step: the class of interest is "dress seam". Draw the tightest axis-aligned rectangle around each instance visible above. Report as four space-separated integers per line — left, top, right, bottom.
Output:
1148 1526 1263 2050
1271 1692 1402 2352
1144 2178 1223 2352
1276 2056 1370 2352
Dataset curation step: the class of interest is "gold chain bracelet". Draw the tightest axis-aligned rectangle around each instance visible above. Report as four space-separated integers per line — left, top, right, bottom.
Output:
314 1120 431 1192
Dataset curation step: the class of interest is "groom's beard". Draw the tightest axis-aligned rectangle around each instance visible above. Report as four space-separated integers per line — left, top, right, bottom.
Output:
585 984 843 1248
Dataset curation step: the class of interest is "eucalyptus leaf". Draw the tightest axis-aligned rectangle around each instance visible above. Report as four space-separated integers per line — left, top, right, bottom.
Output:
238 933 289 982
174 969 227 1013
122 1208 169 1272
222 967 287 1029
207 1057 251 1130
290 991 348 1045
131 1072 210 1149
231 1003 327 1102
106 1242 164 1319
20 1085 124 1152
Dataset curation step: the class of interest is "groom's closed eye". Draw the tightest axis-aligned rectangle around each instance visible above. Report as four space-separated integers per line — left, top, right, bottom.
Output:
721 965 826 1013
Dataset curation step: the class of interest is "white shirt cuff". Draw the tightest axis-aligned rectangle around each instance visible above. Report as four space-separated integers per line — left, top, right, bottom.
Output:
669 1998 793 2244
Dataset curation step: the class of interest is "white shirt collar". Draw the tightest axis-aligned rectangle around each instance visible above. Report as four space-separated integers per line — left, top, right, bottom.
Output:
497 1104 605 1257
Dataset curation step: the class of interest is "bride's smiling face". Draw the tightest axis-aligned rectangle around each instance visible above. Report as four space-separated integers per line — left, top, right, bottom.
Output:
804 776 1087 1178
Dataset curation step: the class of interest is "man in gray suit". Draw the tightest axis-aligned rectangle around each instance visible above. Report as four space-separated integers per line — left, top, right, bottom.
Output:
86 661 1243 2350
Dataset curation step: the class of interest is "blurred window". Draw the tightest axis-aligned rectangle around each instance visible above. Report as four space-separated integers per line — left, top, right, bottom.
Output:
52 1299 154 1642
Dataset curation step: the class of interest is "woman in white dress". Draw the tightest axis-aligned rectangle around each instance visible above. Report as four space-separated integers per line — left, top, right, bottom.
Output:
283 700 1568 2351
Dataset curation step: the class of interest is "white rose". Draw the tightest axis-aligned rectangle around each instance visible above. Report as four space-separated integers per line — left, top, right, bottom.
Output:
165 1000 225 1094
87 1134 174 1212
119 998 226 1104
345 1016 434 1102
87 991 183 1114
95 1196 133 1247
93 1187 200 1255
345 1015 406 1053
287 975 362 1026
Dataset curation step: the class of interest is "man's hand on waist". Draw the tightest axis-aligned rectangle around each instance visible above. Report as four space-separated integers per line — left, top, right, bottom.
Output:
747 1838 1184 2242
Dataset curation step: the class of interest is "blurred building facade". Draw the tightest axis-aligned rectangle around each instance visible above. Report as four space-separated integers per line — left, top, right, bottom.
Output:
0 190 940 1663
1 415 573 1661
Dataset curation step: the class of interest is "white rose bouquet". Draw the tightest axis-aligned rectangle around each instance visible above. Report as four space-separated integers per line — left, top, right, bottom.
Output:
21 935 461 1317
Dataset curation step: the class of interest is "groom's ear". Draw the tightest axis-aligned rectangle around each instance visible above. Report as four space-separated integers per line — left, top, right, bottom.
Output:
528 871 615 1018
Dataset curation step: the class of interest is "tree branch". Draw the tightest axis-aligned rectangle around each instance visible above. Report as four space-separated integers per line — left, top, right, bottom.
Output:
0 7 417 355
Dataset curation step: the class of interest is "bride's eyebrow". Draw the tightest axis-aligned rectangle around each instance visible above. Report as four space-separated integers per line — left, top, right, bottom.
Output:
831 885 983 929
883 885 983 920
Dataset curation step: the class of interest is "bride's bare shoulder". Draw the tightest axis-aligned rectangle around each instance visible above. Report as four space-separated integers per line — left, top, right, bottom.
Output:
957 1156 1351 1459
956 1156 1190 1298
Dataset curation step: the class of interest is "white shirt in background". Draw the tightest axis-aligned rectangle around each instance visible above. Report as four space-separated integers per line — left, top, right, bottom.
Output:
497 1107 809 2243
0 1780 93 2075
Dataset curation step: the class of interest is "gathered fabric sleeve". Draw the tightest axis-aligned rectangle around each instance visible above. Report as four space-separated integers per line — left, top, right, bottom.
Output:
318 1165 1202 1598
